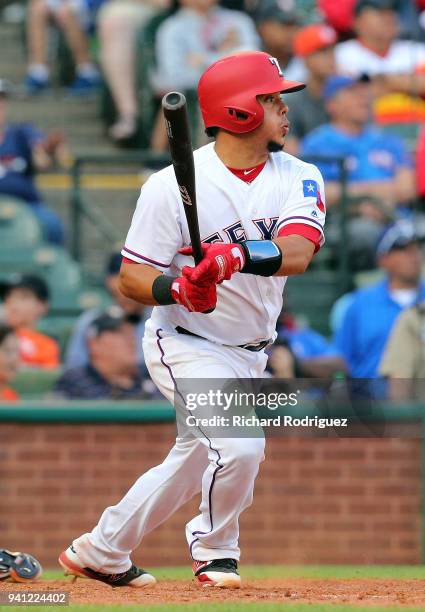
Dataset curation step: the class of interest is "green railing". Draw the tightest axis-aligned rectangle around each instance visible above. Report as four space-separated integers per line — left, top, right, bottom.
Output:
0 401 423 422
0 400 174 422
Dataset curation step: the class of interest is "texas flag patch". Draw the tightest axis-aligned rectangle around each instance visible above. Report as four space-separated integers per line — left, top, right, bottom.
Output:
303 179 325 213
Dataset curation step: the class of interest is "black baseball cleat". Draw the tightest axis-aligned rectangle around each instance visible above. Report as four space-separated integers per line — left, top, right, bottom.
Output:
193 558 241 588
59 545 156 587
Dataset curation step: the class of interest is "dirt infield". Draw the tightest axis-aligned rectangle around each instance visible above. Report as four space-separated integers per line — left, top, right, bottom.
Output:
2 577 425 607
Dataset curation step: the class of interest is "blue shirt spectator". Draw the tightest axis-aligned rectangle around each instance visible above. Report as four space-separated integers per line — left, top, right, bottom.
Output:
271 313 347 378
279 326 340 360
0 79 65 244
300 74 416 209
335 221 425 377
302 123 412 183
335 279 425 377
0 124 44 204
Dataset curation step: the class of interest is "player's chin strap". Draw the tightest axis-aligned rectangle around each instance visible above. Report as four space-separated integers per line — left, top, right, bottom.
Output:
239 240 282 277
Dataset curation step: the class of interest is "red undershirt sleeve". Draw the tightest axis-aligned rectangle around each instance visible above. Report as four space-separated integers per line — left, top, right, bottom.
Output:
277 223 322 253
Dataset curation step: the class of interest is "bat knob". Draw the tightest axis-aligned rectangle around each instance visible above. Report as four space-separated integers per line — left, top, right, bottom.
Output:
162 92 187 110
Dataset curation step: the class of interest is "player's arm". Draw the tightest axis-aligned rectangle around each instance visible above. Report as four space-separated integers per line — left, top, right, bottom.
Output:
272 235 315 276
119 262 162 306
119 261 217 313
181 233 316 284
181 168 324 283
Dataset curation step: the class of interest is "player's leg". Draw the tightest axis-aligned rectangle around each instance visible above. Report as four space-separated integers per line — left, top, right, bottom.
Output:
61 324 266 585
63 436 207 574
70 325 249 571
64 326 210 575
154 326 268 587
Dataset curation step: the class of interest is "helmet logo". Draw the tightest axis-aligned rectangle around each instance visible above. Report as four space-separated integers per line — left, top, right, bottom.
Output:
269 57 283 77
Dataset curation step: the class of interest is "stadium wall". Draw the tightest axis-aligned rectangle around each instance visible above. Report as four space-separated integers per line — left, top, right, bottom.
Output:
0 405 422 568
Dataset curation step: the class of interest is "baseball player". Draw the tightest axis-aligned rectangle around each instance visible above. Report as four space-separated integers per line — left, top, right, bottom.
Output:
59 51 326 588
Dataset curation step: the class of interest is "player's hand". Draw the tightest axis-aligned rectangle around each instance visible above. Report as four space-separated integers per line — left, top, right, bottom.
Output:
179 243 245 285
171 276 217 313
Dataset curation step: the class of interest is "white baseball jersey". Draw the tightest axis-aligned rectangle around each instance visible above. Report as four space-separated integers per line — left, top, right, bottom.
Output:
122 142 326 346
335 39 425 76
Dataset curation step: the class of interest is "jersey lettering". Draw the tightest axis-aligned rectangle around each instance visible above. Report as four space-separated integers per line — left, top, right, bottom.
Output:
252 217 279 240
223 221 247 243
203 218 281 243
203 232 223 244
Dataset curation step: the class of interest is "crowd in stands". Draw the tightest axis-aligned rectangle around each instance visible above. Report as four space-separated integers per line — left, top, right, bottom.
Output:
1 0 425 402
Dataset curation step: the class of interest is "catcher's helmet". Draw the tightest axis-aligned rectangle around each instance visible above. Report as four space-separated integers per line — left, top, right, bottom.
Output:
198 51 305 134
0 550 42 583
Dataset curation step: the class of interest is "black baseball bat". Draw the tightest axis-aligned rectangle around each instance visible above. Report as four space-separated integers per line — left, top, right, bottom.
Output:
162 92 203 265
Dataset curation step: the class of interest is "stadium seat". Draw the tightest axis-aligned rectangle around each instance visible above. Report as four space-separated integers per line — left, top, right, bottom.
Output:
13 367 62 399
285 270 341 337
37 315 77 356
0 245 83 311
0 197 42 249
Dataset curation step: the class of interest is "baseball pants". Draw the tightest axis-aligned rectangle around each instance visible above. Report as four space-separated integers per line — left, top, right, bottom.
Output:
73 318 267 573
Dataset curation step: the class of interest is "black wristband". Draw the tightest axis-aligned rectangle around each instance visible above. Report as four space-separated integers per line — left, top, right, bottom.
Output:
152 275 177 305
239 240 282 276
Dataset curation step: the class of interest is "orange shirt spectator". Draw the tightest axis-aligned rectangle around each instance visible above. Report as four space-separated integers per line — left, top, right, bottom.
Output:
0 274 60 369
16 328 59 368
0 324 20 401
0 387 19 401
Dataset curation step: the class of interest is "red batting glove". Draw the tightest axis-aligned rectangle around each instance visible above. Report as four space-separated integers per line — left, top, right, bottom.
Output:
179 243 245 285
171 276 217 313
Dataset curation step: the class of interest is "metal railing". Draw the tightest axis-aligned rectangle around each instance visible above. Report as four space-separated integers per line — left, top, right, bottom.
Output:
69 152 170 262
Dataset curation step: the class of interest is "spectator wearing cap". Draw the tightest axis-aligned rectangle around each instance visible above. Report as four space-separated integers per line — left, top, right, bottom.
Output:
335 0 425 123
150 0 260 151
300 74 416 209
285 23 337 155
56 308 155 399
335 220 425 378
0 324 20 402
253 0 305 82
0 275 60 369
0 79 65 244
65 252 147 371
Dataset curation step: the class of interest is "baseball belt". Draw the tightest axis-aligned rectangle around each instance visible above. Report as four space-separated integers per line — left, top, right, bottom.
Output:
175 326 271 352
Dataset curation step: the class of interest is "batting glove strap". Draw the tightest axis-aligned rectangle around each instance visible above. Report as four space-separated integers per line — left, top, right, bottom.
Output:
239 240 282 276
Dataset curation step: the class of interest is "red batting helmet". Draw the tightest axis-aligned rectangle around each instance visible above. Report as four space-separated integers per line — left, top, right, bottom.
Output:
198 51 305 134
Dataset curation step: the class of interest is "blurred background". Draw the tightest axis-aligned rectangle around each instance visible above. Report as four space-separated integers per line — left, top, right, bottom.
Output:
1 0 425 400
1 0 425 571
